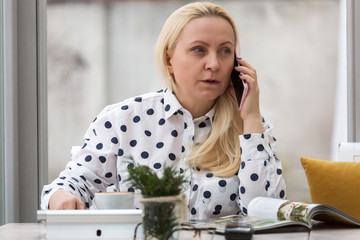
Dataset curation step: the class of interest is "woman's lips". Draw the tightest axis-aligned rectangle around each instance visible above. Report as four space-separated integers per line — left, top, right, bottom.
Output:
201 79 220 85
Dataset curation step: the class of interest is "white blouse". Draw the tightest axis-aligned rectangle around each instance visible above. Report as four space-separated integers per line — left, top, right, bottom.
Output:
41 88 286 220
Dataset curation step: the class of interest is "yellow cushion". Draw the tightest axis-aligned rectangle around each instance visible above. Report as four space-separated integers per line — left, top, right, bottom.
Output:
301 157 360 220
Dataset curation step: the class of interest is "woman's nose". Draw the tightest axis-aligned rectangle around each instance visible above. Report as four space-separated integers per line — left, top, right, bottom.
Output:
205 52 220 71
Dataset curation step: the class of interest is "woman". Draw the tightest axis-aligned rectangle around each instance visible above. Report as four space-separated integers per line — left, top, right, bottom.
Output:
41 2 286 220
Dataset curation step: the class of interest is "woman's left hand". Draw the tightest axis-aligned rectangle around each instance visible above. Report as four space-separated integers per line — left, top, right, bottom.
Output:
230 58 264 134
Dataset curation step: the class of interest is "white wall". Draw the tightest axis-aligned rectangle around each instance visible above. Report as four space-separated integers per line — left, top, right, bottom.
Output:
47 0 340 202
47 4 107 180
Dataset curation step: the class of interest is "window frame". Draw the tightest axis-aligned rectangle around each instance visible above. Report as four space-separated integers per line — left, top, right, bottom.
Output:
0 0 47 224
347 0 360 142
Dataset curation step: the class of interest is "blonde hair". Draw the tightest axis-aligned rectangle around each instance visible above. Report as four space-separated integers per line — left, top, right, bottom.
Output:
155 2 243 178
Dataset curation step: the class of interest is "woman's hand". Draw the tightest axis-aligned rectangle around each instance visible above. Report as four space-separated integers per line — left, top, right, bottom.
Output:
48 190 85 210
230 58 264 134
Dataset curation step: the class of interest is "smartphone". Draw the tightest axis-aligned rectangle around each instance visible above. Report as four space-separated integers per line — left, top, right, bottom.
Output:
231 52 248 110
224 222 254 240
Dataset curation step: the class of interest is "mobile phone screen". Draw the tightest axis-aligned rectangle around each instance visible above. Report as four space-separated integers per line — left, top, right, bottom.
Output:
231 55 248 109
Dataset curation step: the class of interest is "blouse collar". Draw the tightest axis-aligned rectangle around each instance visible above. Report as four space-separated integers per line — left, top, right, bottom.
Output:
163 88 216 125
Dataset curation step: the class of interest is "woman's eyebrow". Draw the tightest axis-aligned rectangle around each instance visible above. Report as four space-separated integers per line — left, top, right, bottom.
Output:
188 40 234 46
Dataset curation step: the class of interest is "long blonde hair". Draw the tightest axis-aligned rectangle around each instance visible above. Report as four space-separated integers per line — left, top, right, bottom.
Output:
155 2 243 178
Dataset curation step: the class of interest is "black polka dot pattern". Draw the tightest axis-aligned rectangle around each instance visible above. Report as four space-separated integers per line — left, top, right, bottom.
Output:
191 207 197 215
133 116 140 123
41 90 286 220
257 144 264 151
120 125 127 132
171 130 178 137
280 190 285 198
218 180 227 187
203 191 211 199
44 189 52 194
118 148 124 156
265 181 270 191
213 205 222 215
99 156 106 163
199 122 206 128
158 118 165 125
154 163 162 169
141 151 149 159
206 173 213 178
244 134 251 139
105 121 112 129
168 153 176 161
250 173 259 181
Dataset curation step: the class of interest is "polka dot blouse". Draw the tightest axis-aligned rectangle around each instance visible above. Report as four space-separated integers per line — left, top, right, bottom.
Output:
41 88 286 220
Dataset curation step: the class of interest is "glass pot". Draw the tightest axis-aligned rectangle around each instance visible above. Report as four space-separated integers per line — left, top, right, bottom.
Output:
140 193 186 240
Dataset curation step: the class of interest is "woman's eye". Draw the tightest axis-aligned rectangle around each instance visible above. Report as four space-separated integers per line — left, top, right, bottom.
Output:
192 47 205 53
219 48 231 55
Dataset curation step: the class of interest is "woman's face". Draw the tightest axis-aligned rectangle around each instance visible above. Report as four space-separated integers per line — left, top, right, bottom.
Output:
168 16 235 109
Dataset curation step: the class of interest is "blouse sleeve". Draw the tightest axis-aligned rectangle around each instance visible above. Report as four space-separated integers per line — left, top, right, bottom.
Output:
237 117 286 215
40 105 121 210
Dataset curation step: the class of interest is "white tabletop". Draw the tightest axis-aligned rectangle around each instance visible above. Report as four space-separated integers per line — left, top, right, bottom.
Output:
1 222 360 240
0 223 304 240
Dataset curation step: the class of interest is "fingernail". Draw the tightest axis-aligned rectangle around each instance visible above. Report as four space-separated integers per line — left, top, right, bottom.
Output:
237 57 242 60
239 72 243 76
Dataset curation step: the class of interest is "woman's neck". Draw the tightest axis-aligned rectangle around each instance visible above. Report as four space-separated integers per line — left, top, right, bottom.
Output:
177 95 215 119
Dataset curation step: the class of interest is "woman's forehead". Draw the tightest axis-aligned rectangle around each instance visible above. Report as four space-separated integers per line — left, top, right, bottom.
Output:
179 17 235 46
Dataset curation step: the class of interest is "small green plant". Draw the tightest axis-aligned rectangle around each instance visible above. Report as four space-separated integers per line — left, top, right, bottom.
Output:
126 160 188 240
126 161 187 197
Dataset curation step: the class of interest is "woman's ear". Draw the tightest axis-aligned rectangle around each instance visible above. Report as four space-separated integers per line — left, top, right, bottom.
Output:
166 53 174 73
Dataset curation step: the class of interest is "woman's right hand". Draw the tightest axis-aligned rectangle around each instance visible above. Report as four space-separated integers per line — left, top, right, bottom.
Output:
48 190 85 210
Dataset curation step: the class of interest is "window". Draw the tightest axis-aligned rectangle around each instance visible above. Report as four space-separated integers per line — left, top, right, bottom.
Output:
46 0 343 203
1 0 359 224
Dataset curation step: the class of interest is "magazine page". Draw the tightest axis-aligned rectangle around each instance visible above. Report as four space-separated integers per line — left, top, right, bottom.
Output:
184 215 309 234
277 201 318 224
248 197 290 220
310 205 360 226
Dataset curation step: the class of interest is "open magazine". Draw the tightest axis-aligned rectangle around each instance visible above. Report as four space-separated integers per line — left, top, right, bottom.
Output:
186 197 360 234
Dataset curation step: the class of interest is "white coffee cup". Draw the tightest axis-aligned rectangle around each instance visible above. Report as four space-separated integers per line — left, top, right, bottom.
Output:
93 192 134 209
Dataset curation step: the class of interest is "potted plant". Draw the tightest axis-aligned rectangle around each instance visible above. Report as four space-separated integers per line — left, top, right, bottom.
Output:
126 161 188 240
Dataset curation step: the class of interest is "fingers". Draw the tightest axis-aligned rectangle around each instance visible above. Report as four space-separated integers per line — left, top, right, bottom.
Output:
49 190 85 210
60 199 77 210
59 197 84 210
231 58 261 121
76 198 85 209
234 59 258 88
234 62 256 80
235 58 256 72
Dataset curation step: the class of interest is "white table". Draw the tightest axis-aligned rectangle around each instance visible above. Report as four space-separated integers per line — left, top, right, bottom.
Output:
1 222 360 239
